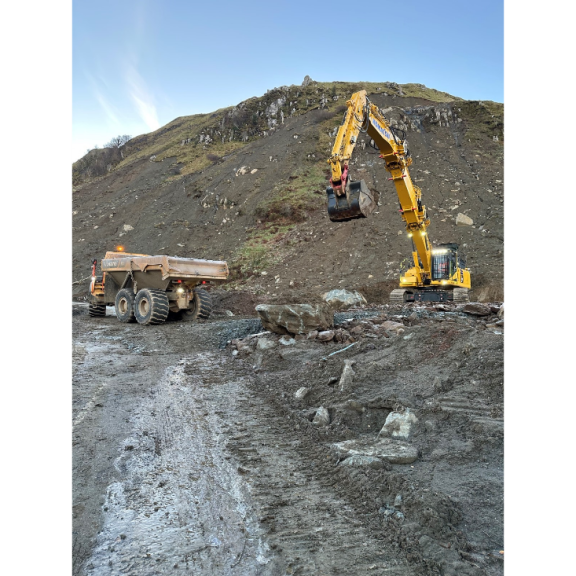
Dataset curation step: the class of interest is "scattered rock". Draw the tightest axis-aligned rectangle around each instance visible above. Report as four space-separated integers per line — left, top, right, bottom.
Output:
307 330 319 340
339 359 356 392
381 321 405 335
462 303 491 316
123 224 134 232
455 213 474 226
257 338 276 351
328 376 338 385
312 407 330 426
322 289 367 310
279 336 295 346
340 455 384 469
295 387 309 400
379 409 418 439
333 437 418 464
235 166 249 176
250 168 258 174
255 303 333 335
317 330 335 342
394 494 403 507
498 303 504 318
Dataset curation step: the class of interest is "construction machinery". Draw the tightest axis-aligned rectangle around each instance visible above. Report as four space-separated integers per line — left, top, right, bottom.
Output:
325 90 471 303
88 251 229 325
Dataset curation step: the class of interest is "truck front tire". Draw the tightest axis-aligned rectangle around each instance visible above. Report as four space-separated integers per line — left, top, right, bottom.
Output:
134 289 169 325
115 289 136 323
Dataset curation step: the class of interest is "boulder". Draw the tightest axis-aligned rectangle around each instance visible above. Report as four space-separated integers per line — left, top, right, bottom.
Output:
379 409 418 439
332 437 418 464
381 321 405 335
340 455 384 469
462 303 491 316
312 407 330 426
322 289 367 310
295 387 310 400
455 213 473 226
257 338 276 351
317 330 335 342
255 303 333 335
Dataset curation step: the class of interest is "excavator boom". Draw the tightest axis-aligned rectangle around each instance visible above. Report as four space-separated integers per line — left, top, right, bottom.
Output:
325 90 471 301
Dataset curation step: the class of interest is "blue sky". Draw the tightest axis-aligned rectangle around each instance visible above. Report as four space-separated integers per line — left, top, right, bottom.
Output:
73 0 503 161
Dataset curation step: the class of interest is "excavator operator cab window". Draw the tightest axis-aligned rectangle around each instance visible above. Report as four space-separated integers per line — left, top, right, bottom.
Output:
431 247 457 280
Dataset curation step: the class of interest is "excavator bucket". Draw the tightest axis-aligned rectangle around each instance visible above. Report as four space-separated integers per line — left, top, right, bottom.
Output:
326 180 377 221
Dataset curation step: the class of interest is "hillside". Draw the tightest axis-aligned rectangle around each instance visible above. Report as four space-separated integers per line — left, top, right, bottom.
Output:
72 78 504 305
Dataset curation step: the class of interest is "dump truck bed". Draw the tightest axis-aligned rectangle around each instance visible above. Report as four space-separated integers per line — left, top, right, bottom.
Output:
101 252 228 287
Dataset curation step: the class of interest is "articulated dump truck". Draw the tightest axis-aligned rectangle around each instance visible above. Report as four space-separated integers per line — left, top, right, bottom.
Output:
88 251 229 325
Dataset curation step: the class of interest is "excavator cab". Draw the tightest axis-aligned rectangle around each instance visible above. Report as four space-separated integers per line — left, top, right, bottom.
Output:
431 243 464 280
326 178 378 221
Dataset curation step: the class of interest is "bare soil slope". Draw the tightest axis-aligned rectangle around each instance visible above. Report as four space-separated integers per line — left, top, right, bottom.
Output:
72 81 503 305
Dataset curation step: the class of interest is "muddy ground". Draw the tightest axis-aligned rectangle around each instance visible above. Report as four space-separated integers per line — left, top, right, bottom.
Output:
73 299 503 576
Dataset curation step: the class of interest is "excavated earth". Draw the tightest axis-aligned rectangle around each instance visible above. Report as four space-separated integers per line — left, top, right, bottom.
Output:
73 301 503 576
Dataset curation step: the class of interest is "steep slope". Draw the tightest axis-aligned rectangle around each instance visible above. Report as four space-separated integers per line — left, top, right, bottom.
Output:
72 79 503 304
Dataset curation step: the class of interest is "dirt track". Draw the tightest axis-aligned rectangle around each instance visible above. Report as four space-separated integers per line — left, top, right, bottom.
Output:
73 303 503 576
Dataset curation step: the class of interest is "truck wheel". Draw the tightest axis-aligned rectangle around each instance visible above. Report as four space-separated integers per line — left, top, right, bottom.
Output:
134 289 169 325
183 289 212 322
88 303 106 317
115 289 136 323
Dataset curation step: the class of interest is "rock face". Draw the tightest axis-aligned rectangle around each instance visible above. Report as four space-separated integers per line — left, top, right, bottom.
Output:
255 304 333 335
322 289 367 310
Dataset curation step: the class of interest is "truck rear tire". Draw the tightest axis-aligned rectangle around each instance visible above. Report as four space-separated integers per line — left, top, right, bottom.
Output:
88 303 106 317
115 289 136 323
134 289 169 325
183 289 212 322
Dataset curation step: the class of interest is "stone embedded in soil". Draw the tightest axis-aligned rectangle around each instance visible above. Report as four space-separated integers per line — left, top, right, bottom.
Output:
312 406 330 426
379 409 418 439
317 330 335 342
456 213 474 226
339 360 356 392
333 437 418 465
462 303 491 316
257 338 276 351
340 455 384 469
295 387 310 400
255 303 333 335
498 303 504 318
381 321 405 335
307 330 319 339
279 336 295 346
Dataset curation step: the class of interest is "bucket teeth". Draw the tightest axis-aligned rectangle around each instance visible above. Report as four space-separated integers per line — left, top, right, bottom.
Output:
326 180 377 221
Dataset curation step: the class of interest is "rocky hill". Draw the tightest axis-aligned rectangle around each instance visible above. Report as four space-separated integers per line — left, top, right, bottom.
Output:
72 78 503 305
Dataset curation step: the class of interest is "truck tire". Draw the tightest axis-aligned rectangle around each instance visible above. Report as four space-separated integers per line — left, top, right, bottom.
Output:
134 289 169 325
183 289 212 322
115 289 136 323
88 303 106 317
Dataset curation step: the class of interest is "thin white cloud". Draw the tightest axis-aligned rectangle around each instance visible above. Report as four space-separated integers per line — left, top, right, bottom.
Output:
94 91 120 125
126 64 160 131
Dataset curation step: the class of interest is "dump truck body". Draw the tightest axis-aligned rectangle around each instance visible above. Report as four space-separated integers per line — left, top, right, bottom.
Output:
89 252 229 325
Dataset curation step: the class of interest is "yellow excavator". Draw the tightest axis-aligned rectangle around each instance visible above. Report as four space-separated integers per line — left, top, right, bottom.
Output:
325 90 471 303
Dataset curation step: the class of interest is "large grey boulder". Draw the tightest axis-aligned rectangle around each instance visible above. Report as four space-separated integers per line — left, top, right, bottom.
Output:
255 303 333 335
322 289 367 310
333 437 418 464
462 303 491 316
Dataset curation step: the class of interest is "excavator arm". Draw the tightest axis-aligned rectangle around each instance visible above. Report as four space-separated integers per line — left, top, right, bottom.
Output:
327 90 432 281
325 90 471 300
